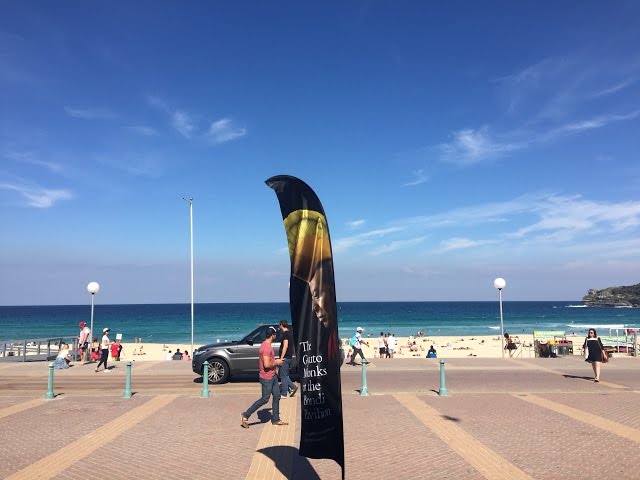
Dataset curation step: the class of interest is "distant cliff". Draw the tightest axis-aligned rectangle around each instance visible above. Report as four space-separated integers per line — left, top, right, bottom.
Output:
582 283 640 307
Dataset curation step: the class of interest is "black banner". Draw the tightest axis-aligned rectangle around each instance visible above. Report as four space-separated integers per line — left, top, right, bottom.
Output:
266 175 345 478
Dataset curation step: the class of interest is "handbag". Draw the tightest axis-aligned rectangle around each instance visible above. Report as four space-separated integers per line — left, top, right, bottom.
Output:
583 344 589 359
601 349 608 363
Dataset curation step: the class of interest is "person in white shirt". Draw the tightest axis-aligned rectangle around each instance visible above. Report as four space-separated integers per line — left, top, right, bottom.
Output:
77 322 91 363
54 343 71 369
387 333 396 358
165 350 173 361
95 328 111 372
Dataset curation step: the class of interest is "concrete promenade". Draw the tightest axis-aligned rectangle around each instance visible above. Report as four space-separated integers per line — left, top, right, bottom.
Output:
1 355 639 479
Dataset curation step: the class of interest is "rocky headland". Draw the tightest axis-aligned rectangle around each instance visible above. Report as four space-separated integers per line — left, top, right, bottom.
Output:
582 283 640 307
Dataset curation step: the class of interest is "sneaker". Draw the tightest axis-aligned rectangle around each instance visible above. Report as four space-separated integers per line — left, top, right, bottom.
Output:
94 369 99 372
104 369 111 372
289 386 298 398
272 420 288 426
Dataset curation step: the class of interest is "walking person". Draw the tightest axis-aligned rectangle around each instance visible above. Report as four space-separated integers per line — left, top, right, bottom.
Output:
77 321 91 363
386 332 396 358
378 331 387 359
95 328 111 372
347 327 370 365
278 320 298 398
241 326 288 428
584 328 606 382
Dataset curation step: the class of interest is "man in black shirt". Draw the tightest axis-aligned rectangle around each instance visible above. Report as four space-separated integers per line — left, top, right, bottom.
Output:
278 320 297 397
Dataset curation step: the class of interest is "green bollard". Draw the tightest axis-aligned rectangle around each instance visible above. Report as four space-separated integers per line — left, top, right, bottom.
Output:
438 359 448 397
201 362 211 398
45 363 55 400
360 361 369 396
123 361 132 398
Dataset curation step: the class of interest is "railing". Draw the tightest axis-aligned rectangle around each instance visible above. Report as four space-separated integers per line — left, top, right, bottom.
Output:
0 337 79 362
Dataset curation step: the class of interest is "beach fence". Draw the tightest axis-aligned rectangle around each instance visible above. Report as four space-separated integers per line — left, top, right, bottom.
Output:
600 328 637 356
0 337 70 363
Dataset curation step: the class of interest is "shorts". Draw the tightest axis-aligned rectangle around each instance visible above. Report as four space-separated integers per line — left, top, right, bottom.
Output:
80 343 88 351
379 347 387 355
387 348 394 355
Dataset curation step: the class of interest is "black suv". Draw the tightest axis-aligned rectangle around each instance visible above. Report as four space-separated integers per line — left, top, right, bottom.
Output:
192 325 297 384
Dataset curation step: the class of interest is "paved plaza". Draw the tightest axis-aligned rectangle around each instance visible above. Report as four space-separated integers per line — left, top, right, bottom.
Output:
1 355 639 479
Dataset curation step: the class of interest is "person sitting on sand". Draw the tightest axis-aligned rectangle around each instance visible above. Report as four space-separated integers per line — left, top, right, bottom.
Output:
54 344 72 369
172 349 183 360
427 345 437 358
165 350 173 361
183 350 190 361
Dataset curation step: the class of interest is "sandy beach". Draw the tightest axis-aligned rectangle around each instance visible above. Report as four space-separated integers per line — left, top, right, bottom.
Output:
111 333 580 363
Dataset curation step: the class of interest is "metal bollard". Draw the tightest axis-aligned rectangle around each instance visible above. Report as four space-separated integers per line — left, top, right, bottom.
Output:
45 363 55 400
201 362 211 398
123 361 132 398
438 359 448 397
360 361 369 396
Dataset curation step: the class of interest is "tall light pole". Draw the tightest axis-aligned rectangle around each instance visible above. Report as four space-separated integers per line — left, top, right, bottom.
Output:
87 281 100 362
183 197 194 355
494 278 506 359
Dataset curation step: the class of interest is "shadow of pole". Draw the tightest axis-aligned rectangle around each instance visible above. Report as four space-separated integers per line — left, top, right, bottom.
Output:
257 446 322 480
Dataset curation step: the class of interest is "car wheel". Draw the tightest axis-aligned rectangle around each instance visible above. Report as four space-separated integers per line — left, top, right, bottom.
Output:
205 358 230 384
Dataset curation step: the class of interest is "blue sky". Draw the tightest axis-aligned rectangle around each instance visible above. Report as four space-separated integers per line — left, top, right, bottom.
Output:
2 2 640 305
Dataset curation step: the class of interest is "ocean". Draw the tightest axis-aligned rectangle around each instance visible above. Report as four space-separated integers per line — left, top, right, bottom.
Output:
1 302 639 345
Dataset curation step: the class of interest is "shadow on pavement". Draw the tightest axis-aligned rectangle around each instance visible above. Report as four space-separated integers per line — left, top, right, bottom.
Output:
441 415 461 422
258 446 321 480
563 374 594 381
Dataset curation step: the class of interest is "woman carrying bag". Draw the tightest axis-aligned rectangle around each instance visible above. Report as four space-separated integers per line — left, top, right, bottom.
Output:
583 328 607 382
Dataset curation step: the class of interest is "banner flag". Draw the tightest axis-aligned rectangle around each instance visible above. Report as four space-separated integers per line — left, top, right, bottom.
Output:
266 175 345 478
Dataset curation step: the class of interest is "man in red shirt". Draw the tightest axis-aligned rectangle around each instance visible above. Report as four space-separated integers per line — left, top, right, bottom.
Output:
241 327 288 428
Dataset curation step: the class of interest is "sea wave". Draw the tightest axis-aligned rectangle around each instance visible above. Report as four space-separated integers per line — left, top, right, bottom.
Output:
565 304 587 308
566 324 626 329
487 326 501 330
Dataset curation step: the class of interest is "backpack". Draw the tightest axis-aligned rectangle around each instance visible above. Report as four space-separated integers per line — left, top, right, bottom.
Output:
349 335 358 348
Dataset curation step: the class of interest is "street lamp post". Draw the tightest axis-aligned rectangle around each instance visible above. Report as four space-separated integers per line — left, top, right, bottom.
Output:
494 278 506 359
87 282 100 362
183 197 194 356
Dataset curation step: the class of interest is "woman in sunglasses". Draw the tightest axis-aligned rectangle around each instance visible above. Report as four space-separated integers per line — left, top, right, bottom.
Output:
583 328 605 382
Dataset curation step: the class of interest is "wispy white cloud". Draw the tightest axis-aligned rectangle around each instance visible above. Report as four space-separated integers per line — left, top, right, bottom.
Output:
346 219 366 230
3 150 62 173
95 153 164 178
333 227 403 254
369 236 427 256
124 125 158 136
438 109 640 166
0 182 72 208
439 237 485 252
436 55 640 166
206 118 247 144
591 78 636 98
64 106 117 120
146 95 169 112
171 111 196 138
549 110 640 135
438 127 522 166
403 169 428 186
147 95 247 144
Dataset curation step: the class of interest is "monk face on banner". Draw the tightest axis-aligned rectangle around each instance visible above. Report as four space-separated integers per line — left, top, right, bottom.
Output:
308 259 336 328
